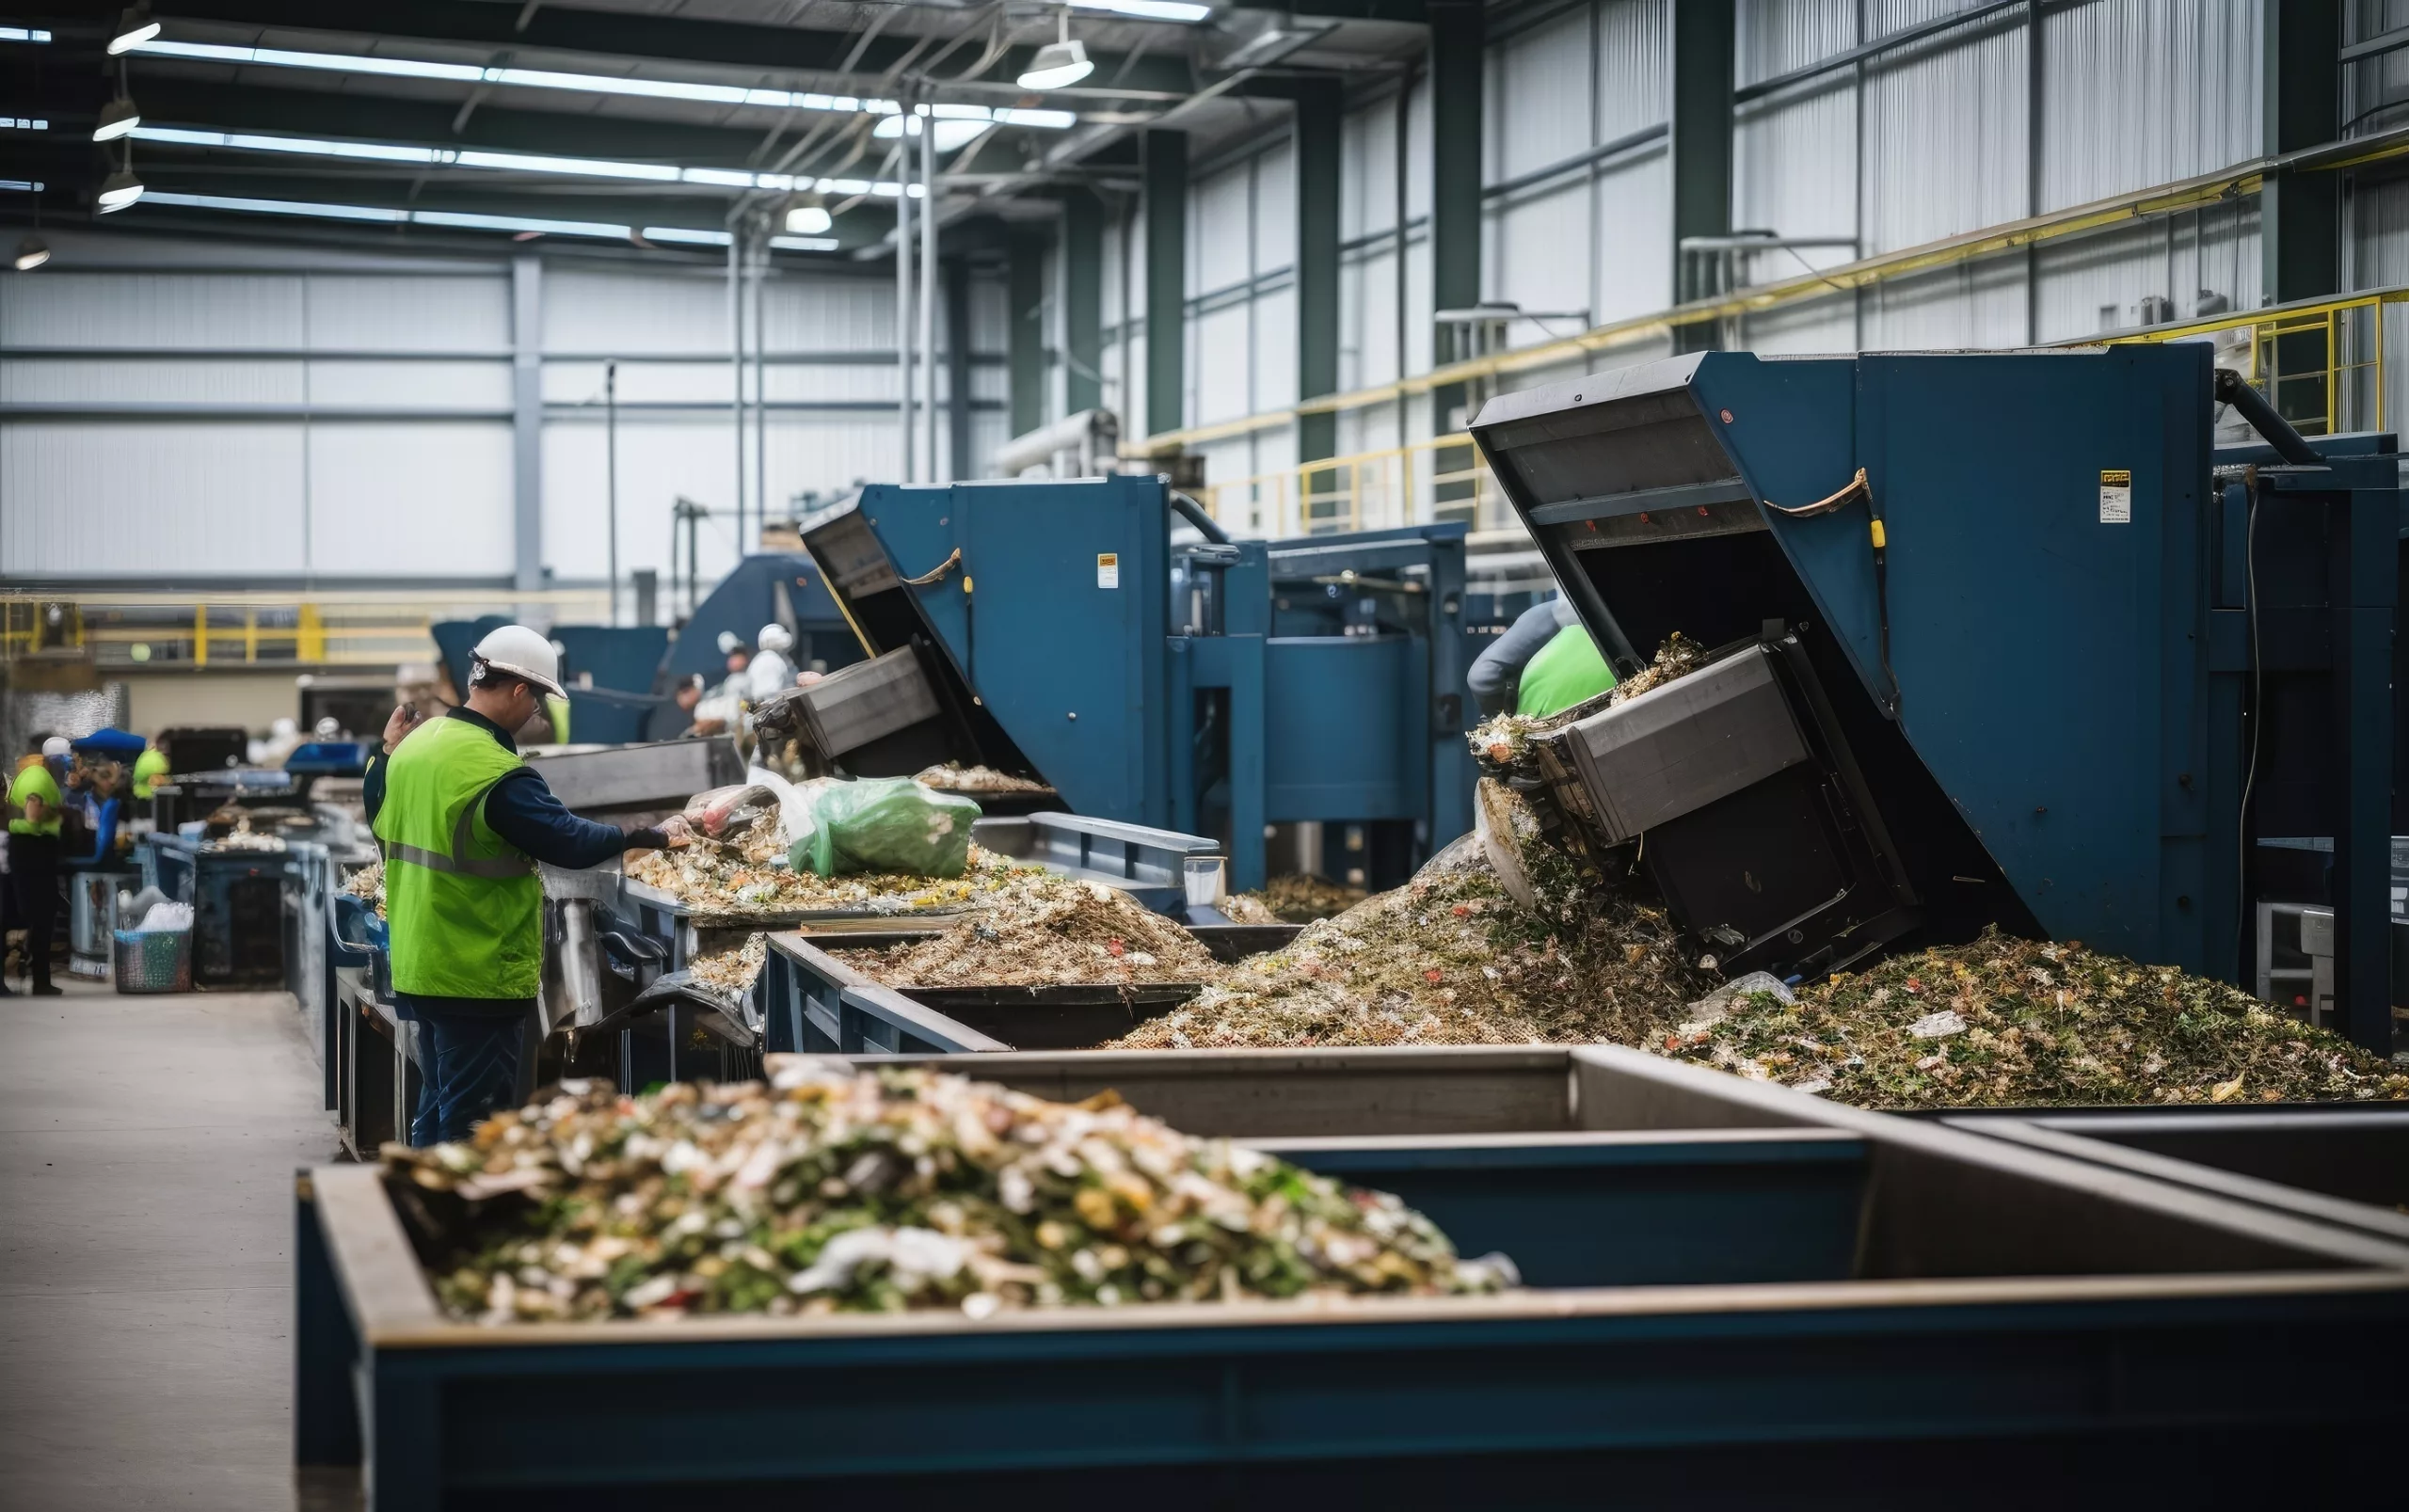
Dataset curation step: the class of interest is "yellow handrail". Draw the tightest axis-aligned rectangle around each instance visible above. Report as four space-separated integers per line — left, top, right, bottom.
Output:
0 590 613 668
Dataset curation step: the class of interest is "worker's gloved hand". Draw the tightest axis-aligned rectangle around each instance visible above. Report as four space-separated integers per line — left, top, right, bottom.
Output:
657 815 693 849
381 704 420 753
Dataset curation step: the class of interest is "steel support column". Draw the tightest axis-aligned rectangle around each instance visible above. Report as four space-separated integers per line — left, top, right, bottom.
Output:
1063 190 1106 419
1295 78 1344 463
1144 129 1189 441
510 253 544 593
1669 0 1734 351
1428 1 1482 434
1008 225 1047 440
2265 0 2341 426
946 257 975 481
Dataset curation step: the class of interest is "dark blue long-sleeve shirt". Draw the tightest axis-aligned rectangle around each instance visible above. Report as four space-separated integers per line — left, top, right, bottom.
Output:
363 707 666 868
1468 597 1580 717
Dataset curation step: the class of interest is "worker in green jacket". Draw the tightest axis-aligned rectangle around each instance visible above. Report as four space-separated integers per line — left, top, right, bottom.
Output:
367 625 689 1145
5 760 65 995
1469 597 1617 719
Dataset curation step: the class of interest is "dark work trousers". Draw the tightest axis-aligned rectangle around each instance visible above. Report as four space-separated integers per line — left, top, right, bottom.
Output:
407 1006 531 1147
6 836 60 992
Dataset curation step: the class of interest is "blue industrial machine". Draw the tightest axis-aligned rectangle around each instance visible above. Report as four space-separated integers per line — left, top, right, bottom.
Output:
793 474 1476 891
1471 344 2403 1053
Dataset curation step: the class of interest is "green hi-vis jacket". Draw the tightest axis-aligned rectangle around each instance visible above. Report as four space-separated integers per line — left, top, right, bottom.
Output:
371 714 541 999
1514 623 1617 719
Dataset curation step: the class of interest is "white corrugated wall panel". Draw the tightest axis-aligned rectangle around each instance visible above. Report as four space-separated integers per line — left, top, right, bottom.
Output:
1592 151 1673 320
541 417 741 587
1341 246 1403 391
1493 6 1594 182
542 268 731 356
0 358 304 406
1254 140 1296 276
1191 304 1253 424
1596 0 1670 136
1 422 308 575
2031 200 2260 342
1343 95 1404 240
0 272 306 349
1491 181 1594 342
1733 81 1857 279
309 423 514 577
1192 163 1253 296
1742 292 1858 353
304 274 510 352
971 272 1010 354
762 275 893 353
1737 0 1858 86
1253 285 1299 413
1867 0 2003 33
2041 0 2260 211
1861 258 2026 348
1863 20 2028 253
308 359 514 409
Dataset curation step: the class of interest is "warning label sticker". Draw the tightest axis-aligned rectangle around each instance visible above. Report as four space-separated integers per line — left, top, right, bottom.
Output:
2098 469 2132 524
1096 552 1120 589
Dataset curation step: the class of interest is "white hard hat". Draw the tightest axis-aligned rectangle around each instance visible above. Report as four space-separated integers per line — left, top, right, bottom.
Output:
716 630 744 656
314 717 342 739
757 622 793 653
470 624 566 699
41 736 70 758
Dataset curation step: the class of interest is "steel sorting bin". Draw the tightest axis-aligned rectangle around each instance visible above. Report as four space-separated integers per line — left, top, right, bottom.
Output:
295 1044 2409 1507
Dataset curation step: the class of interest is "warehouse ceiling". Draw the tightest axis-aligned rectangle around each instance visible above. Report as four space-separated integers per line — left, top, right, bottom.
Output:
6 1 1431 262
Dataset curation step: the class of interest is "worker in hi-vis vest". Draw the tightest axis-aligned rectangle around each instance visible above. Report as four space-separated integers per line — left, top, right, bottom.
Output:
1468 597 1617 719
366 625 691 1146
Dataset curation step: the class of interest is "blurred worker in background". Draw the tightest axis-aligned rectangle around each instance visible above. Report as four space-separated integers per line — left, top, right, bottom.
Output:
1468 597 1617 719
746 623 796 700
365 625 692 1146
4 755 64 995
131 742 168 801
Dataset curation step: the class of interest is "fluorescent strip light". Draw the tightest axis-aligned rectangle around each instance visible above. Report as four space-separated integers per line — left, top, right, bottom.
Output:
135 123 925 193
0 180 46 192
1067 0 1213 21
136 190 847 251
126 39 1061 129
146 190 406 222
0 27 56 43
2 118 48 130
994 108 1077 129
871 117 988 151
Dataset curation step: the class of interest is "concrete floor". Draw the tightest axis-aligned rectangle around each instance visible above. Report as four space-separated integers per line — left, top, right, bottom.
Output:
0 979 354 1511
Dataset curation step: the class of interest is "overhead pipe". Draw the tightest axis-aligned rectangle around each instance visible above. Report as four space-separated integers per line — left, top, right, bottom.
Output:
2212 367 2321 466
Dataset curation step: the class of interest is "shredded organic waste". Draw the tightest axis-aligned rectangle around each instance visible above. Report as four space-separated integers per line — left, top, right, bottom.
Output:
343 859 386 918
385 1058 1514 1321
1238 874 1364 924
1665 928 2409 1107
626 841 1049 921
213 820 288 853
915 763 1054 796
850 874 1217 988
688 933 768 996
1216 893 1281 926
1469 631 1710 767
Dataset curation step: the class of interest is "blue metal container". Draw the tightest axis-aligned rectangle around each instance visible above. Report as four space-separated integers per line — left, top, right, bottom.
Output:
295 1045 2409 1507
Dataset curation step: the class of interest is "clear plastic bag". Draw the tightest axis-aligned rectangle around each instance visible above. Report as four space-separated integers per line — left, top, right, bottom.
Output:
788 777 981 878
681 783 778 838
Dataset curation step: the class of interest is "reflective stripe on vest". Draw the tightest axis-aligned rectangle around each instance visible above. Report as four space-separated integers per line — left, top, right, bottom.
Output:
381 776 536 879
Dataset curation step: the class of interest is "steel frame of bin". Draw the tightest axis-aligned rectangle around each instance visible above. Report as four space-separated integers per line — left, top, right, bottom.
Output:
295 1045 2409 1507
758 931 1005 1055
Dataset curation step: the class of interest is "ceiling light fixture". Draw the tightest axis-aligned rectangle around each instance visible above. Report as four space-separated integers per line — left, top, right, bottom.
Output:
106 6 159 56
13 234 48 271
785 193 832 236
93 95 141 142
1066 0 1212 20
134 189 848 251
1019 14 1095 91
97 167 144 213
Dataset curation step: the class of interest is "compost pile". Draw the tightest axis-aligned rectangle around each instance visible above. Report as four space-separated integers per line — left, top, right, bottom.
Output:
1238 874 1364 924
688 933 767 996
915 763 1054 796
626 842 1047 921
1468 631 1709 769
343 860 386 918
384 1057 1513 1322
213 820 289 853
1665 929 2409 1108
1117 838 1712 1050
852 875 1217 989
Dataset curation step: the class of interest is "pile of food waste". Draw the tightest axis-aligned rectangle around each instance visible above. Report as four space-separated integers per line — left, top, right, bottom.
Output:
1664 929 2409 1108
847 874 1218 989
1236 874 1364 924
384 1057 1513 1322
212 820 289 853
343 860 386 918
1469 631 1709 769
1117 837 1711 1050
626 841 1051 921
914 763 1054 796
687 933 768 996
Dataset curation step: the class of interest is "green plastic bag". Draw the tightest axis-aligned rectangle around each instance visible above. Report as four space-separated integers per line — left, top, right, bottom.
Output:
789 776 982 878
